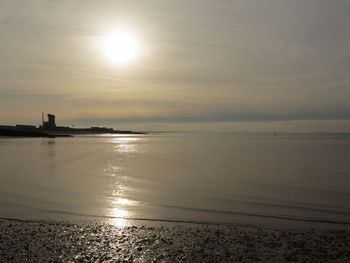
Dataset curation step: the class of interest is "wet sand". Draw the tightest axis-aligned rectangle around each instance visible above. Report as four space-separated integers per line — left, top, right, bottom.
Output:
1 218 350 262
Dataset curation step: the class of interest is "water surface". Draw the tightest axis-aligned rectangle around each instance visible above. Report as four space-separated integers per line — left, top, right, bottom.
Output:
1 133 350 228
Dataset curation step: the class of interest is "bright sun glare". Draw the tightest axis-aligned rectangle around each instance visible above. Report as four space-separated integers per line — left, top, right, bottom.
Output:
101 30 140 65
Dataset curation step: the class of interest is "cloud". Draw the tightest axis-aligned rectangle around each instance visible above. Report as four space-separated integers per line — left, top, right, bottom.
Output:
1 0 350 131
79 107 350 125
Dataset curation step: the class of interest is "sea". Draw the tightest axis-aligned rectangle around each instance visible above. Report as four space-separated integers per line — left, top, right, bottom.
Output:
1 133 350 229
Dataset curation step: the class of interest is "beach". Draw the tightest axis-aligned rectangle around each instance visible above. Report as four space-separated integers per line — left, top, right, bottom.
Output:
2 134 350 262
1 218 350 262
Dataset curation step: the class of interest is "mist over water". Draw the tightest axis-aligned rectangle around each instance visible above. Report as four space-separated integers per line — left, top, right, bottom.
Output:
1 133 350 228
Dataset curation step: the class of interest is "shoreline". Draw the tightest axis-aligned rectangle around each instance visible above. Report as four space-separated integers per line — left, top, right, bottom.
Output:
1 217 350 262
0 126 145 138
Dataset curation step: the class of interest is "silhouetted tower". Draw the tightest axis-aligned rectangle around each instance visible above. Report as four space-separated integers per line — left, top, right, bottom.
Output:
47 114 55 127
43 113 56 129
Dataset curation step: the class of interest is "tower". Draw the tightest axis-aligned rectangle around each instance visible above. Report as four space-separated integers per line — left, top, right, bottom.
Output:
47 114 56 128
42 113 56 129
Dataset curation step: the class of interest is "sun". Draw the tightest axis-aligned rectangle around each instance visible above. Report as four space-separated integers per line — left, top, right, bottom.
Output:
101 30 140 65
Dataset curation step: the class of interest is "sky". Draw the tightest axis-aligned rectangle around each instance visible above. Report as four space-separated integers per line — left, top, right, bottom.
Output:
1 0 350 132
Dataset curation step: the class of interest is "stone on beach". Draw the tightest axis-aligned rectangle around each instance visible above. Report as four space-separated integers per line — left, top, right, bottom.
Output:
1 219 350 262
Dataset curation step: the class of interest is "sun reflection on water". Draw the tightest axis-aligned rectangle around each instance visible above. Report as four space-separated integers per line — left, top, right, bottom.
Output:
115 143 138 153
109 197 139 227
115 137 139 142
110 136 144 154
105 135 144 227
103 164 122 177
113 197 138 206
110 207 129 227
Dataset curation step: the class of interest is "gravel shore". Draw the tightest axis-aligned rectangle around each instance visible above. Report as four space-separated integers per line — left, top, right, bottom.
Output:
1 218 350 262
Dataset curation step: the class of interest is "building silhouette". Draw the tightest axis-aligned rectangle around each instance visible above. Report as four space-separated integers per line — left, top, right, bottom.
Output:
42 113 56 129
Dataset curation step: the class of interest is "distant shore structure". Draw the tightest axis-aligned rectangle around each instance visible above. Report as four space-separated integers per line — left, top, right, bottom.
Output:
41 113 56 129
0 113 145 137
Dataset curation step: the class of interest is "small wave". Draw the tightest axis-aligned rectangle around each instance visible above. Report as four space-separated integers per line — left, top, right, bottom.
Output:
152 204 350 225
23 206 350 226
210 198 350 216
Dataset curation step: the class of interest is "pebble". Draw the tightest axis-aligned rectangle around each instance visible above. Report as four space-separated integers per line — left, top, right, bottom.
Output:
0 219 350 262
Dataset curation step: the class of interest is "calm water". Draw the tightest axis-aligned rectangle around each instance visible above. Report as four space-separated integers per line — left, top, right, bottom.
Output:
1 133 350 228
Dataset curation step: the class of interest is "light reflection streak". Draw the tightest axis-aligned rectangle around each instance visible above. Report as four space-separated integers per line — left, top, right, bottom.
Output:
104 164 122 177
115 137 139 142
112 207 128 218
109 198 139 227
110 207 129 227
111 136 143 154
113 197 138 206
110 136 142 143
104 135 144 226
115 143 138 153
110 218 128 227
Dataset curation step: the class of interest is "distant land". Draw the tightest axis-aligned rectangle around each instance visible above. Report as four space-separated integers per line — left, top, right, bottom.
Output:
0 113 145 137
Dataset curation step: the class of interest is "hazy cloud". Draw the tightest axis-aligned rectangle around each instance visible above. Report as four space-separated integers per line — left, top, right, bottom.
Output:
1 0 350 131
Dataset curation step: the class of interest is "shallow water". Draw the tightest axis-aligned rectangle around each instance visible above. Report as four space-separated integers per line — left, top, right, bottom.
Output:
1 133 350 228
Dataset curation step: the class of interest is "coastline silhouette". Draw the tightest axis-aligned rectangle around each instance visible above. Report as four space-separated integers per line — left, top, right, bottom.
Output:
0 113 145 137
